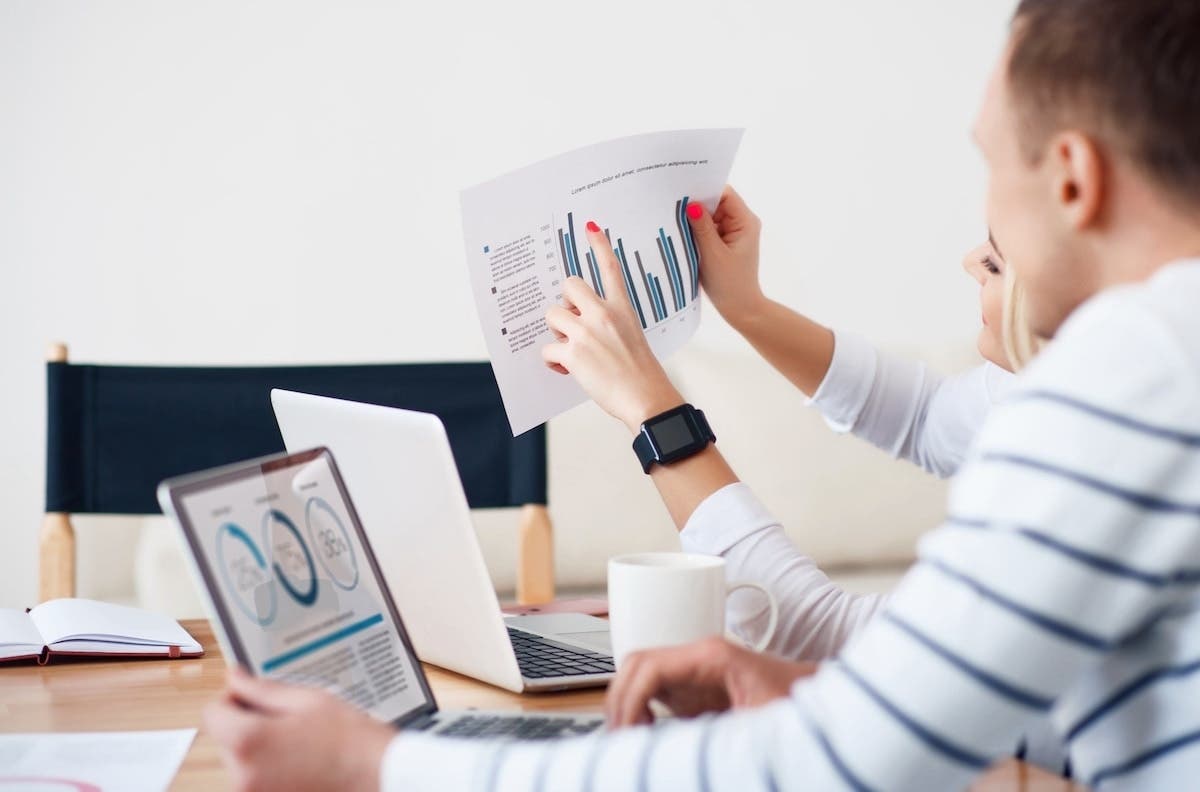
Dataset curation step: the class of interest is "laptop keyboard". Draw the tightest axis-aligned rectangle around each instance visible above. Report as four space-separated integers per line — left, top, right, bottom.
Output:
507 627 616 679
427 713 603 740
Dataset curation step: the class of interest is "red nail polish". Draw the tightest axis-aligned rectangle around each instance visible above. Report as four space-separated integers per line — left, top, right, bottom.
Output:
586 220 600 233
686 203 702 220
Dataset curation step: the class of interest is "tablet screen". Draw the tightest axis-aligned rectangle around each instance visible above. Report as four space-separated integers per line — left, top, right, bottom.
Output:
169 448 434 725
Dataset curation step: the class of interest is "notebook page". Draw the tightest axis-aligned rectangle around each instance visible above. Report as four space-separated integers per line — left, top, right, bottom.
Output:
46 640 186 654
0 608 44 659
29 599 200 652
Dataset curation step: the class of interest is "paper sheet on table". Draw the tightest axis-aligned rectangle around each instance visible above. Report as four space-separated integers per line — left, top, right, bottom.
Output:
460 129 744 435
0 729 196 792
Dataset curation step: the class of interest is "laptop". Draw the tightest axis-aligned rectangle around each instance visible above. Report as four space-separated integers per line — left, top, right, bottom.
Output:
270 389 616 692
158 447 603 739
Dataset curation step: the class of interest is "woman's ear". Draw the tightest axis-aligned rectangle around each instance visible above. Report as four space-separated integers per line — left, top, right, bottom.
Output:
1048 131 1105 230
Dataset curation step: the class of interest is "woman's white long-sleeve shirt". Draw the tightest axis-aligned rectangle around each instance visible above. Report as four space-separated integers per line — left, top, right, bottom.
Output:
809 331 1013 480
384 259 1200 790
684 330 1013 661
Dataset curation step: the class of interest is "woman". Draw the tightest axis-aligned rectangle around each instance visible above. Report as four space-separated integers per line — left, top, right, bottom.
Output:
546 187 1061 766
543 188 1036 660
636 187 1036 662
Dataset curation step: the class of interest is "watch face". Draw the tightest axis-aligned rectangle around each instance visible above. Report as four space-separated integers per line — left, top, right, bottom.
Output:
650 414 695 456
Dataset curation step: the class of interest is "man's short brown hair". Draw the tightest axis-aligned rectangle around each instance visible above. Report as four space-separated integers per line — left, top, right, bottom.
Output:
1009 0 1200 208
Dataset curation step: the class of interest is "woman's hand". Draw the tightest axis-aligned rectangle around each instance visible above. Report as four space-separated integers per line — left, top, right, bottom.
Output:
605 637 818 728
204 667 394 792
687 186 766 329
543 221 686 433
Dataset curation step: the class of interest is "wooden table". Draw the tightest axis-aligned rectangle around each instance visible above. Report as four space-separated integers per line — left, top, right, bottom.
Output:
0 620 1085 791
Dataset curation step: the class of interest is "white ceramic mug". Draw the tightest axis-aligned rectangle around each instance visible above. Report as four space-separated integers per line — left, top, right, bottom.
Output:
608 552 779 669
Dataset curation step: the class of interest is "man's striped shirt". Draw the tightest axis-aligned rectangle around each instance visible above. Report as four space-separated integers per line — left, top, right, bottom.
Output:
383 259 1200 790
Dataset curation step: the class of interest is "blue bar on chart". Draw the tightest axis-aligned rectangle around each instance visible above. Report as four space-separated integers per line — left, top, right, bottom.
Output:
615 238 647 329
675 197 701 301
584 249 606 298
555 199 700 326
667 236 685 305
649 275 668 323
667 228 687 307
557 228 572 280
656 232 683 312
634 251 664 323
566 213 583 278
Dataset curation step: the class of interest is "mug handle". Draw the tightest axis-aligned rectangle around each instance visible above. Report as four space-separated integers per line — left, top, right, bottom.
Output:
725 581 778 652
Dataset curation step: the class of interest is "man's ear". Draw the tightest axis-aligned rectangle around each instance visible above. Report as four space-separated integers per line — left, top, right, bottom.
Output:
1047 131 1105 229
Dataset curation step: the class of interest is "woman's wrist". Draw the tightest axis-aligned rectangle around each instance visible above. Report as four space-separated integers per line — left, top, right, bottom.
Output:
718 292 771 335
621 384 687 435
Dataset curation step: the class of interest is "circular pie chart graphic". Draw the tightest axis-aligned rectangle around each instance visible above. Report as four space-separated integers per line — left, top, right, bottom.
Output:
262 509 318 606
215 522 277 626
305 496 359 591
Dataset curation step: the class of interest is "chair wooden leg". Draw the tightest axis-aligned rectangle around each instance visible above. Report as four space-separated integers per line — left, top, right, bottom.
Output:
516 504 555 605
39 512 76 602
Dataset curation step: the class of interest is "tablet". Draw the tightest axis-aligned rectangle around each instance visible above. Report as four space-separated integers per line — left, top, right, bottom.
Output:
158 447 436 727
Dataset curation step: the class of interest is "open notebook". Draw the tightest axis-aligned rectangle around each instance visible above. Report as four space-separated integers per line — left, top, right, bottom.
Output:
0 598 202 664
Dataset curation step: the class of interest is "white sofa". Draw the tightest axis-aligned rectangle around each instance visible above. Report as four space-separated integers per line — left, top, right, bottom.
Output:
76 342 972 618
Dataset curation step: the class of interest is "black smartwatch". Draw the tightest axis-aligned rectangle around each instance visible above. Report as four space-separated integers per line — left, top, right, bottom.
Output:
633 403 716 474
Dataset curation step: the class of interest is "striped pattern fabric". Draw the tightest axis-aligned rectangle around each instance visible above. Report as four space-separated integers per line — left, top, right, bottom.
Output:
383 260 1200 790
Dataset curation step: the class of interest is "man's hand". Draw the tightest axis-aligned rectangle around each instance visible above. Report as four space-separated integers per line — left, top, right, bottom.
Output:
204 667 394 792
688 186 766 329
543 220 686 433
605 637 818 729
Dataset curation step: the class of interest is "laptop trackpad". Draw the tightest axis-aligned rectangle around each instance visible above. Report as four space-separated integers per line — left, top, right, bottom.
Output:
505 613 612 653
554 630 613 653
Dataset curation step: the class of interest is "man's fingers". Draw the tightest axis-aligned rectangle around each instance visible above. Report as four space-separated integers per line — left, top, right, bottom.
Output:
607 655 663 728
226 667 322 715
204 697 266 758
607 645 705 728
605 652 643 725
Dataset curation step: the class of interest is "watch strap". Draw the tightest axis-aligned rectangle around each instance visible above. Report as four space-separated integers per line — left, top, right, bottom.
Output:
632 404 715 474
633 429 656 474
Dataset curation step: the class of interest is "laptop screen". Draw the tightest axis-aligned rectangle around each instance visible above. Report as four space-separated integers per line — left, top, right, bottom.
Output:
164 447 436 726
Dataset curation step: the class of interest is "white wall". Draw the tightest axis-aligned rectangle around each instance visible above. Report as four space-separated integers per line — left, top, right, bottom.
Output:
0 0 1018 609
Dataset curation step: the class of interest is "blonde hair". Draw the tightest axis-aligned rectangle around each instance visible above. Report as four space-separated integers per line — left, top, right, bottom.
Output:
1001 269 1041 371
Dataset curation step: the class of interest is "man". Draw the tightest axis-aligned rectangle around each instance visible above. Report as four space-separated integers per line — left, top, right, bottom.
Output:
205 0 1200 788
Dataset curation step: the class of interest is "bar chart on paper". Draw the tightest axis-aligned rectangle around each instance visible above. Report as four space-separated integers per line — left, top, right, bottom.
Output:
556 198 701 330
460 129 743 435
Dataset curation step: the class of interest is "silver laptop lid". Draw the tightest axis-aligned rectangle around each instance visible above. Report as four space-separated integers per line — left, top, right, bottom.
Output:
270 389 526 692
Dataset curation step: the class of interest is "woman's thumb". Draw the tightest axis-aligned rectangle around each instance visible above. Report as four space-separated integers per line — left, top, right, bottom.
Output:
685 201 723 254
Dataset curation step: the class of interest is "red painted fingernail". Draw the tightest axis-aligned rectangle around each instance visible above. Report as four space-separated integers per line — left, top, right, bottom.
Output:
686 203 702 220
586 220 600 233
